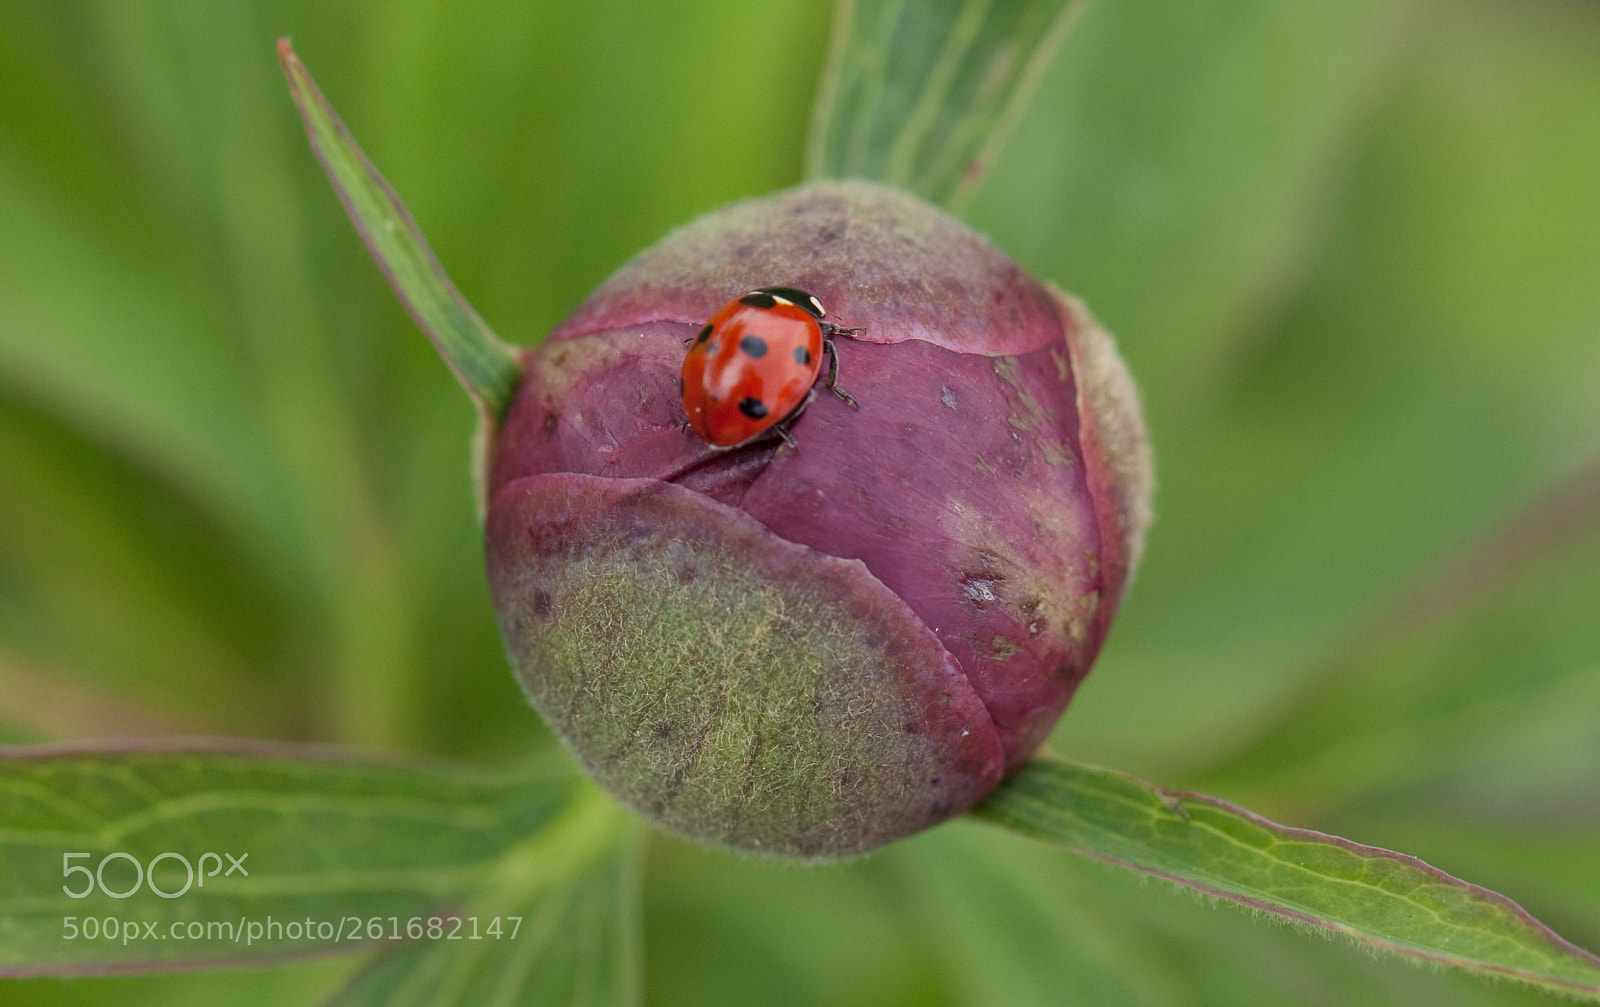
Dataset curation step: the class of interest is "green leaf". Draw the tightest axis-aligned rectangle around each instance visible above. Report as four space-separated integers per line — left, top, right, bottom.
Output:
892 819 1527 1007
277 39 522 422
973 757 1600 1001
0 744 586 975
329 811 639 1007
806 0 1087 209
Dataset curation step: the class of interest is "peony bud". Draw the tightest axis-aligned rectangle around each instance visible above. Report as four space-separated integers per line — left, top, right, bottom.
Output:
486 180 1151 857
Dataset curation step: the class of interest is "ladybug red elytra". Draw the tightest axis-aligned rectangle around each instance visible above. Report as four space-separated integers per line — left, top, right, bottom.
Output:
680 285 860 449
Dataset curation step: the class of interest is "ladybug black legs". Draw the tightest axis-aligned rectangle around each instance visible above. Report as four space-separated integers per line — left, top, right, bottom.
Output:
822 336 859 409
771 389 815 451
770 339 858 453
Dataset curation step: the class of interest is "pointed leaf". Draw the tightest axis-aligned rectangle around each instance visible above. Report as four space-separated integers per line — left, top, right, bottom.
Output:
806 0 1087 209
277 39 521 420
893 819 1507 1007
0 743 579 975
973 757 1600 1001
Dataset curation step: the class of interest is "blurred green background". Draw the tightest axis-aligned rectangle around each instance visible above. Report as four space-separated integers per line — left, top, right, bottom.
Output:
2 0 1598 1003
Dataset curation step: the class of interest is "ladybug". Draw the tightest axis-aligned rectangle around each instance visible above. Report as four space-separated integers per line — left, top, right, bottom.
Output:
680 285 860 449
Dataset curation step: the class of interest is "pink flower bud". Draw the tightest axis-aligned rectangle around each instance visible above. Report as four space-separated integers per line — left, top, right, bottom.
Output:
486 181 1151 857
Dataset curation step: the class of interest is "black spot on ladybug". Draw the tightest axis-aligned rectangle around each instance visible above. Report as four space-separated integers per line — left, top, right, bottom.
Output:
739 335 768 358
738 397 769 420
695 323 713 344
740 291 778 309
794 346 812 365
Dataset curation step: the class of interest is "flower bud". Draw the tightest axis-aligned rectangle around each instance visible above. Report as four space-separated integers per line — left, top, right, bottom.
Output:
486 180 1151 857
